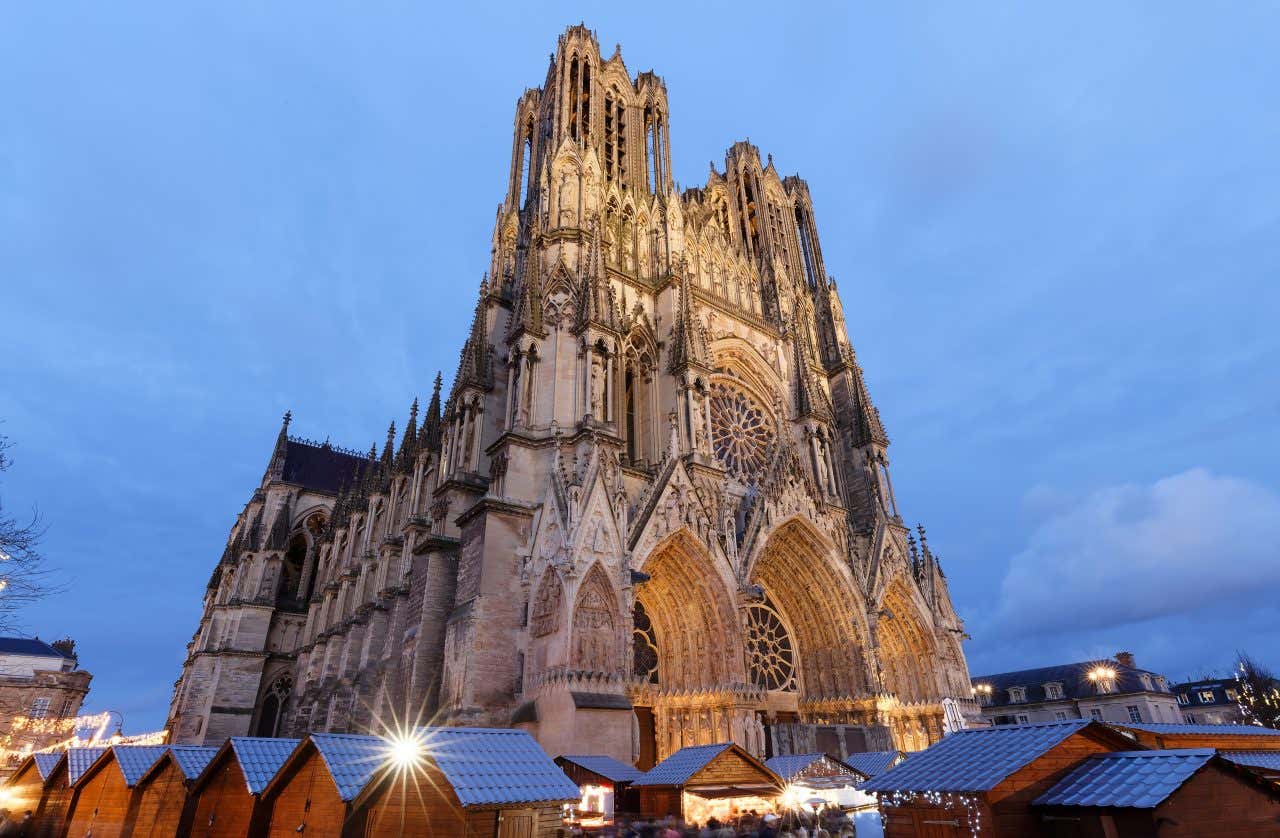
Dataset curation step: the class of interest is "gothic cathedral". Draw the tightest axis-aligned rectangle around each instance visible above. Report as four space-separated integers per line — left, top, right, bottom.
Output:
168 25 976 765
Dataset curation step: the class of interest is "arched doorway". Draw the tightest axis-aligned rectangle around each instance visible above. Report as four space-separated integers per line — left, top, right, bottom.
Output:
749 519 871 703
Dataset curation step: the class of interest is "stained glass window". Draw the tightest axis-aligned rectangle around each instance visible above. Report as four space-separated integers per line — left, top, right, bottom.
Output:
633 602 659 683
709 381 774 483
744 600 796 692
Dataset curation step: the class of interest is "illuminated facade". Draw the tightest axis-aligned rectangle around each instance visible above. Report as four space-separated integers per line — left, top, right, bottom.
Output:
167 25 975 763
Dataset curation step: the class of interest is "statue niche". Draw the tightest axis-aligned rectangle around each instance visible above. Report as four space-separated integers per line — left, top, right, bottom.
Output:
571 566 618 674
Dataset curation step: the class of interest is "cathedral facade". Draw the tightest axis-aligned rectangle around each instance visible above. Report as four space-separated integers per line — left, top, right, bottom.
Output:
167 26 975 765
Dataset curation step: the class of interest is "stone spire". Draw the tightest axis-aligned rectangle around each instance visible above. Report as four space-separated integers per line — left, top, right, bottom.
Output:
508 217 546 341
396 398 419 471
421 372 444 451
575 220 617 333
455 276 493 392
848 351 889 448
264 410 291 482
792 325 832 423
667 271 710 374
266 492 294 551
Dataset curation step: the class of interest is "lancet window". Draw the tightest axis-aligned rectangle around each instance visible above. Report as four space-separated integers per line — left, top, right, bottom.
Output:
633 601 659 683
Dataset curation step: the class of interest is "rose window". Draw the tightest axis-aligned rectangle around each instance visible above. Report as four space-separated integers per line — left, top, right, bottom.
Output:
744 601 797 692
709 381 775 482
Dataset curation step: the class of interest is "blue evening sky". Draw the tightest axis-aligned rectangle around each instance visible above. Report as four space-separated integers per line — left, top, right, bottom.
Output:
3 3 1278 732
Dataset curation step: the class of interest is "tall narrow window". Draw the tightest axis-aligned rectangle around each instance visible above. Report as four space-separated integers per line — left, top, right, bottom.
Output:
624 368 637 461
568 58 580 140
520 122 533 207
644 107 657 192
580 64 591 140
796 206 818 288
604 93 616 181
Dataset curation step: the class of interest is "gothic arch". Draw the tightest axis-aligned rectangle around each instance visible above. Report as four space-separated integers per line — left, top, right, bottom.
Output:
635 529 743 690
711 338 785 408
877 576 941 704
570 563 620 675
748 517 871 699
253 672 293 738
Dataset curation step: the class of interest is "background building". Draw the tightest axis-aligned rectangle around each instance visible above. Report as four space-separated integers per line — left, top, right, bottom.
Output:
0 637 92 775
168 25 976 763
1172 678 1247 724
971 651 1183 727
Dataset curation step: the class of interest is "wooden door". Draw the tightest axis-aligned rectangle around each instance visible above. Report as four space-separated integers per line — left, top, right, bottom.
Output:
634 707 656 770
496 808 535 838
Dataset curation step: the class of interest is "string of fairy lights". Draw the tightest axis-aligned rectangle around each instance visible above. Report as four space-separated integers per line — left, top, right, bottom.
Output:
0 711 167 765
876 790 985 835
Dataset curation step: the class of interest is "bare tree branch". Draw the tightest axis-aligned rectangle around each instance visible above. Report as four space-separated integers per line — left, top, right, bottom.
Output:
0 433 62 632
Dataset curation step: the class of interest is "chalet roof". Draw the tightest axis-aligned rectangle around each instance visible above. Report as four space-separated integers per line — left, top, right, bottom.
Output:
113 746 169 787
34 753 62 780
763 753 864 783
1033 749 1215 808
67 747 108 785
229 737 301 794
279 439 371 494
419 727 579 806
1222 751 1280 772
1115 722 1280 737
844 751 903 778
558 754 644 784
632 743 734 787
971 660 1167 708
309 734 386 802
169 746 219 780
860 721 1119 794
0 637 74 658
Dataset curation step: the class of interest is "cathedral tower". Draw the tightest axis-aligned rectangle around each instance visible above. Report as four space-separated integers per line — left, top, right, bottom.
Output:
169 25 975 763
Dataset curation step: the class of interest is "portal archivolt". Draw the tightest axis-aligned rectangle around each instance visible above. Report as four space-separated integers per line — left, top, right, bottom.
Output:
749 518 870 699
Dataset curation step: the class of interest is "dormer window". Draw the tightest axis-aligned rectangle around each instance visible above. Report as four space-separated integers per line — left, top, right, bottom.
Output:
1009 687 1026 703
1044 682 1064 700
1176 693 1189 706
1198 690 1215 704
1226 688 1239 702
1139 674 1153 691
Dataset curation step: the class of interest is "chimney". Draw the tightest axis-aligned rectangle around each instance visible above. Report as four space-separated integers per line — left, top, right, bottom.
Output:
1115 651 1135 669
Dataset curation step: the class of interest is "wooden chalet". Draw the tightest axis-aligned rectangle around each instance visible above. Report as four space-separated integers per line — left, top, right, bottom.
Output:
631 742 784 824
1109 721 1280 751
32 747 105 838
260 733 384 837
128 745 219 838
764 752 872 811
63 745 167 838
187 737 299 838
264 727 580 838
3 752 62 821
1032 748 1280 837
859 720 1138 838
555 754 644 826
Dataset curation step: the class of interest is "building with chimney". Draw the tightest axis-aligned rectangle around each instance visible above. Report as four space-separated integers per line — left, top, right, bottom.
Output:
0 637 91 776
167 25 975 765
971 652 1183 728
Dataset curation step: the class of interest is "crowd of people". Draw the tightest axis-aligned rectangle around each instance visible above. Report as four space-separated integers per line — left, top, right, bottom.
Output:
574 808 860 837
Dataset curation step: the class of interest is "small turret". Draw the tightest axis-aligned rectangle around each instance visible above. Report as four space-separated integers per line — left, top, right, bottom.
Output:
264 411 292 482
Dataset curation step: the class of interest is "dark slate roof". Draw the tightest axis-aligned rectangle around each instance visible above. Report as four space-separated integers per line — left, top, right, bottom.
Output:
113 746 169 787
1033 749 1213 808
971 660 1168 708
229 737 301 794
0 637 74 658
1222 751 1280 772
280 440 372 494
1170 679 1237 708
309 734 386 802
844 751 903 778
67 747 109 785
33 752 62 780
764 754 845 782
169 746 219 780
1113 722 1280 737
421 727 580 806
558 754 644 783
860 721 1094 794
633 743 734 787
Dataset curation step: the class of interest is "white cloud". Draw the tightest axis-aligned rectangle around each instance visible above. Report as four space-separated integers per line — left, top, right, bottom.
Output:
989 468 1280 636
